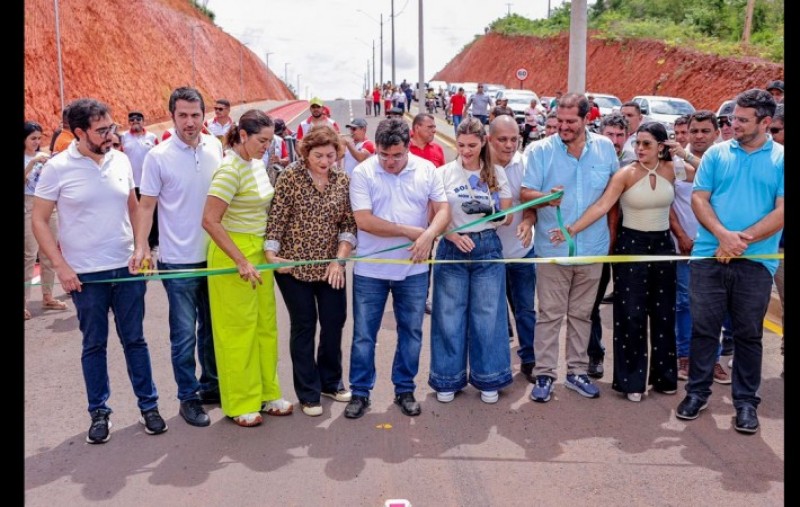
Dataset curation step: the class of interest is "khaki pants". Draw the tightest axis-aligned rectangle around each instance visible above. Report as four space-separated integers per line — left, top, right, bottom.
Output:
24 195 59 302
532 263 602 379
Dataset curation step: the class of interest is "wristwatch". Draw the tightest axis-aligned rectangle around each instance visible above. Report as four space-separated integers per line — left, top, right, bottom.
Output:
336 259 347 267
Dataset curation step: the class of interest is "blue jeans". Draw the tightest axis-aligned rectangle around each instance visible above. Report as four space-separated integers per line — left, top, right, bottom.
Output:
676 260 722 361
474 114 489 125
429 230 513 392
71 267 158 413
686 259 773 409
452 115 463 135
349 272 428 398
505 247 537 364
588 263 611 360
159 261 217 402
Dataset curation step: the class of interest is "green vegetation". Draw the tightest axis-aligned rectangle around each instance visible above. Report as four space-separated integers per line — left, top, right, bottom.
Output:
190 0 216 22
490 0 783 63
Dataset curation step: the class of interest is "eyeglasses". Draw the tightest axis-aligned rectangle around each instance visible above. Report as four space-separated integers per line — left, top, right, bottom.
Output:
128 116 143 122
92 124 117 138
214 107 226 112
718 116 732 127
632 139 656 148
377 151 407 162
770 126 783 134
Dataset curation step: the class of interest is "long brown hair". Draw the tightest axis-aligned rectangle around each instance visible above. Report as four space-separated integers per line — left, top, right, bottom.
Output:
456 117 497 192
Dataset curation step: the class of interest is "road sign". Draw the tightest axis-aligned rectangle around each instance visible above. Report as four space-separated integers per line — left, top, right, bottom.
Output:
515 68 528 81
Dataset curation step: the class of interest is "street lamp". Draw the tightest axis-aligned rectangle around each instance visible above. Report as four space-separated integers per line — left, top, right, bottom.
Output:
265 51 273 70
54 0 65 114
297 74 301 97
284 62 290 85
356 37 376 89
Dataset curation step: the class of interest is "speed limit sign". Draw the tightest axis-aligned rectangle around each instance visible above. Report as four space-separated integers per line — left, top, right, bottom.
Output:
515 68 528 81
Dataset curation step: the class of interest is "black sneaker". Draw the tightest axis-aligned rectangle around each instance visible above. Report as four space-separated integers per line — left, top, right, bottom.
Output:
394 392 421 416
520 362 536 383
344 395 371 419
86 409 112 444
180 399 210 427
139 408 168 435
587 357 604 379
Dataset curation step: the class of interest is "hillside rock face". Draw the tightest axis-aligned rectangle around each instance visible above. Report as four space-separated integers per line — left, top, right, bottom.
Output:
433 32 783 111
25 0 293 138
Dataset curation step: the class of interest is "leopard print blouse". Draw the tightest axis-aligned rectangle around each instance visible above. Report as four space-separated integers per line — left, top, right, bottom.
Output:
265 162 357 282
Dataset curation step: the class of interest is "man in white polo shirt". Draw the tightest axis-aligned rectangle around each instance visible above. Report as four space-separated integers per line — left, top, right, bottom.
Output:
129 87 224 428
32 97 167 444
121 110 160 250
345 118 451 419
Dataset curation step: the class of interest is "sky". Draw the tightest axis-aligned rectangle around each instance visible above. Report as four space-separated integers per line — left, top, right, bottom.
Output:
205 0 569 100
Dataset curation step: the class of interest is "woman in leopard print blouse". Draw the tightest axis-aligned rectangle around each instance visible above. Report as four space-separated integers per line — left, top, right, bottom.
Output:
265 125 358 417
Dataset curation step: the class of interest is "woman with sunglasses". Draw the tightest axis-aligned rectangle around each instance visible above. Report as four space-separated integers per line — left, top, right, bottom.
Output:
552 122 696 403
428 117 513 405
24 121 68 319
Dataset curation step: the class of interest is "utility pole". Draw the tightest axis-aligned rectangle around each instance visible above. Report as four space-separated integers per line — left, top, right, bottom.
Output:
297 74 301 97
372 40 376 88
391 0 396 85
284 62 290 84
265 51 273 70
417 0 425 107
742 0 756 44
548 0 551 18
54 0 65 114
380 14 384 85
567 0 587 94
505 3 512 16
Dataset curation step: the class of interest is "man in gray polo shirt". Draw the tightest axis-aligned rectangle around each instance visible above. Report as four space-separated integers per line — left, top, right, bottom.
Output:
466 84 494 126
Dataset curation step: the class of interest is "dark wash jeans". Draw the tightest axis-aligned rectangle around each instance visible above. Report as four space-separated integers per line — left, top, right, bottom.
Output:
349 272 428 398
71 267 158 413
686 259 773 409
275 273 346 404
158 261 217 402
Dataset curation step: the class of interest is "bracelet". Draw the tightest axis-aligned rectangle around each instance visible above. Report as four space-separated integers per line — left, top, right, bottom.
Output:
336 259 347 267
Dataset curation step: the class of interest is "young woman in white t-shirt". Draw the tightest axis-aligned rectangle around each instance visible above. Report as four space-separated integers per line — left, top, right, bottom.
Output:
428 117 513 405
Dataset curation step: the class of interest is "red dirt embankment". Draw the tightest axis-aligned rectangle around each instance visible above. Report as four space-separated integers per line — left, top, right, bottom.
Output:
433 32 783 111
25 0 293 141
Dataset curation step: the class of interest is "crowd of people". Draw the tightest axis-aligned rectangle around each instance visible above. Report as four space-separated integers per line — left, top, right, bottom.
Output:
24 80 783 444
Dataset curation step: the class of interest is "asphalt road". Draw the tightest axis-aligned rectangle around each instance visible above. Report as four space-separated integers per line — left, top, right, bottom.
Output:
23 99 784 506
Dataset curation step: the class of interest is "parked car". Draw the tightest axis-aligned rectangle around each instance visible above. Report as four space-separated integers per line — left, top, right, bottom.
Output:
586 92 622 116
716 99 735 119
632 95 696 132
495 89 541 125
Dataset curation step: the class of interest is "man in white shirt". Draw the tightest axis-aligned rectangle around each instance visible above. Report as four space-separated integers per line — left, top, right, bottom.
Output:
489 115 538 381
32 97 167 444
129 87 224 428
345 118 450 419
204 99 235 143
121 110 160 249
342 118 375 176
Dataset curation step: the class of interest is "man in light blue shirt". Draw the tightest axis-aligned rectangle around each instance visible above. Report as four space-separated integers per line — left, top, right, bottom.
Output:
676 88 784 434
520 92 619 403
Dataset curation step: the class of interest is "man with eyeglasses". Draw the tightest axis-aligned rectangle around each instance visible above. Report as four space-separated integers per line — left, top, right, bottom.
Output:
296 97 340 141
676 89 783 435
122 111 160 250
204 99 234 143
667 110 730 385
344 118 451 420
31 97 168 444
129 86 224 428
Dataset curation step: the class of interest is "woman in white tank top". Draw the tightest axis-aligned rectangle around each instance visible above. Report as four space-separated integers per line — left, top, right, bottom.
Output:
551 122 696 403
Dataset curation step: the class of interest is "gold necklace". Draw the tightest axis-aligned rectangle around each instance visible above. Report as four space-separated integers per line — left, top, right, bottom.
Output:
639 160 660 172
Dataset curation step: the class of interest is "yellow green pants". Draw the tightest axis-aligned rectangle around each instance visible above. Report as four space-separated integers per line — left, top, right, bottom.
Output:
207 231 282 417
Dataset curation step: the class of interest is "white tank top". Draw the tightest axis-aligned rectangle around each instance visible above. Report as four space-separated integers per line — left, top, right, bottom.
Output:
619 164 674 232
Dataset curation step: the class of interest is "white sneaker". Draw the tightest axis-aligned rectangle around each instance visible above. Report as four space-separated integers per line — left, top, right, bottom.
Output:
436 391 455 403
627 392 643 402
480 390 499 404
261 398 293 416
301 403 323 417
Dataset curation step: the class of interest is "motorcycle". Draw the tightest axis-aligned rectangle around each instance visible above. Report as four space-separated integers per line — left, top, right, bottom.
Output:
519 117 544 150
425 97 436 114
